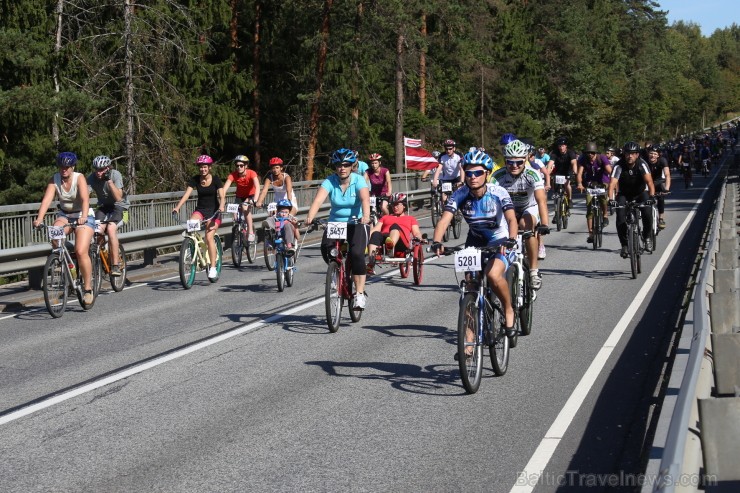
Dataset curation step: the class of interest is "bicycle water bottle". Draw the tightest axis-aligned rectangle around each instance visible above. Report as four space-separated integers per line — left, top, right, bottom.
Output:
516 264 524 307
69 260 77 279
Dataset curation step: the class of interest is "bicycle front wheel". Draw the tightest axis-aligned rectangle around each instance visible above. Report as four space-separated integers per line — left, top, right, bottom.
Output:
231 225 243 267
110 244 127 292
628 225 638 279
452 211 462 239
263 230 276 271
595 207 603 248
325 261 343 332
412 244 424 285
592 207 601 250
276 253 285 292
348 269 362 323
179 238 196 289
91 249 103 297
43 253 68 318
562 196 570 229
458 293 483 393
554 196 563 231
285 256 295 287
245 232 257 264
431 199 440 227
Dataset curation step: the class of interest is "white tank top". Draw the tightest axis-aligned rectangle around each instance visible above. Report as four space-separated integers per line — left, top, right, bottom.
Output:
54 172 83 213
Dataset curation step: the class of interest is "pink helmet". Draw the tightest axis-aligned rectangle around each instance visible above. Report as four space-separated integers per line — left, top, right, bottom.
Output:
196 155 213 165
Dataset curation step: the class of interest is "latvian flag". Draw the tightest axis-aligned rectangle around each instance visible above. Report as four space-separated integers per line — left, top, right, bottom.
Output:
404 137 439 170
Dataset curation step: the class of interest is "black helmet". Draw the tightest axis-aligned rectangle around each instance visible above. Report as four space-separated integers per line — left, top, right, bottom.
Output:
555 136 568 146
623 141 640 153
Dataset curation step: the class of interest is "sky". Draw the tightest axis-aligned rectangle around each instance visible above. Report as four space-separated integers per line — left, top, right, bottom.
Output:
656 0 739 36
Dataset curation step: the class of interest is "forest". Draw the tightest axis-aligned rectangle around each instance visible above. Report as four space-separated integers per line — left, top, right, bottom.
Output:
1 0 738 204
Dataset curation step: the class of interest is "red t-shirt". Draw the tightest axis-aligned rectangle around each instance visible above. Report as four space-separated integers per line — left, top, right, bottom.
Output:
380 214 419 247
228 169 258 198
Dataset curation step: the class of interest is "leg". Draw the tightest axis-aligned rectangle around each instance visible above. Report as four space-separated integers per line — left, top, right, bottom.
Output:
74 225 94 291
106 222 120 265
205 223 218 268
487 258 514 328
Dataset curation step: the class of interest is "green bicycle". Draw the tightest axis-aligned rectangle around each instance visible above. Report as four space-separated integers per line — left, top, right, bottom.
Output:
176 211 223 289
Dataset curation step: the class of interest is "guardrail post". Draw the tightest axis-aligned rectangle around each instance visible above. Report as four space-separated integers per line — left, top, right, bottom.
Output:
27 267 43 290
143 248 157 266
698 397 740 484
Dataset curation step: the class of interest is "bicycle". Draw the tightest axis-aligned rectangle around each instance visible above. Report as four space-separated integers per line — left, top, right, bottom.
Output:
314 218 364 333
368 195 391 227
617 199 654 279
38 223 100 317
371 235 427 285
175 211 223 289
228 199 257 267
701 158 710 177
681 163 692 189
585 186 607 249
90 217 127 294
272 218 308 292
552 175 571 231
431 183 461 241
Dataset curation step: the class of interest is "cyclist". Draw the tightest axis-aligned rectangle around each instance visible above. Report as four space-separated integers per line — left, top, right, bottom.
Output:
172 155 225 280
605 146 620 168
366 193 422 275
576 143 612 243
33 152 96 305
607 142 656 257
528 143 551 260
536 146 552 171
305 148 371 309
256 157 298 215
548 136 578 210
273 199 300 255
494 133 518 174
432 139 464 204
223 154 260 242
87 155 128 277
431 150 519 342
354 150 369 177
678 140 693 187
365 153 392 216
491 140 549 289
646 145 671 230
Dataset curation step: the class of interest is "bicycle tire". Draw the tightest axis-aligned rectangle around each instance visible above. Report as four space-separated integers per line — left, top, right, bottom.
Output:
263 230 276 271
595 207 603 248
636 229 642 274
276 253 285 292
210 235 223 282
399 256 410 278
562 197 569 229
43 253 68 318
519 265 533 336
413 244 424 285
592 206 600 250
285 256 295 287
488 298 509 376
245 232 257 264
91 248 103 296
554 196 563 231
179 237 196 289
452 211 462 239
458 293 483 393
507 268 520 349
431 199 440 228
110 244 127 292
628 225 638 279
325 261 342 332
231 225 243 267
348 271 362 323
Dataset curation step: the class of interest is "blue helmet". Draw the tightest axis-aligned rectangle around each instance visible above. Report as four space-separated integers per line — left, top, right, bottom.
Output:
499 133 517 146
276 199 292 210
463 150 493 171
330 148 358 165
56 152 78 167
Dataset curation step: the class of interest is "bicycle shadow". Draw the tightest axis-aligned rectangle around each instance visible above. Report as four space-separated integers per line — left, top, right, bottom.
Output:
362 323 455 343
219 282 275 294
542 267 630 280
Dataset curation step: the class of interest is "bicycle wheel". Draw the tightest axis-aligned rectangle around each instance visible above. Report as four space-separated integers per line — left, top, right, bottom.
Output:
91 249 103 296
554 196 563 231
245 231 257 264
488 298 509 376
110 244 127 292
231 225 243 267
179 238 196 289
431 198 440 227
263 229 276 271
507 270 520 349
348 270 362 323
452 211 462 239
562 197 569 229
276 253 285 292
210 235 223 282
519 268 533 336
592 206 600 250
413 244 424 285
458 293 483 393
636 230 642 274
43 253 68 318
399 256 410 278
285 256 295 287
595 207 603 249
628 225 638 279
325 261 343 333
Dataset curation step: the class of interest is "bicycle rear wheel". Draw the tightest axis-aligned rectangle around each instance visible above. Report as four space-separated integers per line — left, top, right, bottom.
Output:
276 253 285 292
325 261 343 332
458 293 483 393
263 229 276 271
43 253 68 318
488 298 509 376
399 256 410 278
179 238 196 289
110 244 127 292
231 225 243 267
210 235 223 283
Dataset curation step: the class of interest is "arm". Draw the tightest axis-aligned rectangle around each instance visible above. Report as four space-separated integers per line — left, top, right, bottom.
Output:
607 177 618 200
432 163 441 186
663 165 671 191
570 157 578 176
504 208 518 239
411 223 423 239
33 180 58 227
432 211 454 244
108 172 124 202
255 176 270 207
359 186 371 224
251 176 261 203
542 165 551 190
385 170 392 195
576 164 584 192
173 186 194 214
645 174 656 197
284 175 294 202
534 189 549 227
305 187 329 225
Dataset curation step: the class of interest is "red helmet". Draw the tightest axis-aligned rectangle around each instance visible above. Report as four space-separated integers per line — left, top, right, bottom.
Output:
391 193 407 205
368 153 382 161
443 139 456 148
269 157 283 166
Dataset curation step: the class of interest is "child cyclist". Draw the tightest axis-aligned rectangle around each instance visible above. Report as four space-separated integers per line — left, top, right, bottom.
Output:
273 199 300 256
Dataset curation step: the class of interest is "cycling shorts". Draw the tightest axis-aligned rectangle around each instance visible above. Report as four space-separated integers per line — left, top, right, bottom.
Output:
193 209 222 227
55 211 95 229
516 204 540 225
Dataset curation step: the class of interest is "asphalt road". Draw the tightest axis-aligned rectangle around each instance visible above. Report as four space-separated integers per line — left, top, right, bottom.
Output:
0 168 721 493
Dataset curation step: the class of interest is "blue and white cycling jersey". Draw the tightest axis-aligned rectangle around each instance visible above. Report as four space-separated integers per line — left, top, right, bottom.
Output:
444 183 514 247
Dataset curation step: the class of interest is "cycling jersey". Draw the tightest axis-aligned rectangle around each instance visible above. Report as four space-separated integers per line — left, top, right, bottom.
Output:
367 167 390 196
578 154 611 185
444 183 514 247
490 167 543 215
87 169 129 209
551 148 577 176
611 159 651 197
647 157 669 182
187 174 224 218
438 152 463 180
320 173 368 222
227 169 258 199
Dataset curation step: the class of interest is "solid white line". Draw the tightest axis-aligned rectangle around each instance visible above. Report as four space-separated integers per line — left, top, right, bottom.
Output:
509 188 710 492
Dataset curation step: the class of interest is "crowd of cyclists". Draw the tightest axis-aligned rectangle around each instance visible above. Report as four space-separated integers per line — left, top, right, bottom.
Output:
33 121 737 334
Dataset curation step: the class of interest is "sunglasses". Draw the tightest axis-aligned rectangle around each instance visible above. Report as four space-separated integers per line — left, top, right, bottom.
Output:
235 164 246 168
464 170 486 178
587 152 597 155
505 160 525 167
336 162 353 168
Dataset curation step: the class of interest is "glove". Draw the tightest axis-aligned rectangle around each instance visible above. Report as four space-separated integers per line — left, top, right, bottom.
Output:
503 238 518 249
431 242 443 255
537 225 551 235
608 200 617 208
104 169 112 181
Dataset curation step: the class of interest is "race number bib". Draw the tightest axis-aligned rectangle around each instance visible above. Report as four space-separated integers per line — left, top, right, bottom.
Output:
454 247 481 272
47 226 65 241
226 203 239 214
327 221 347 240
587 188 606 196
267 202 277 213
554 175 567 185
369 196 377 208
186 219 201 232
441 182 453 192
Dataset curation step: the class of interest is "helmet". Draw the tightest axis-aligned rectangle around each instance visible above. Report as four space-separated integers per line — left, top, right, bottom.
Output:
276 199 292 210
56 152 78 167
196 155 214 165
233 154 249 164
504 140 528 158
92 155 111 169
431 150 441 159
555 137 568 146
330 148 357 165
622 141 640 153
583 142 598 154
443 139 456 148
499 133 517 146
606 146 616 153
268 157 283 166
368 153 382 161
463 150 493 171
390 192 407 205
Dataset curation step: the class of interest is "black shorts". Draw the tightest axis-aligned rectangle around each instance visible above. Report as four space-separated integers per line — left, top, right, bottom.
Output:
95 205 124 225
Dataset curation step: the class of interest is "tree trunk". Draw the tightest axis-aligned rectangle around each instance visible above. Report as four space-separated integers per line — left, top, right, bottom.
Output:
305 0 333 180
124 0 136 194
419 12 427 145
394 31 404 173
480 68 484 147
252 0 262 170
350 1 363 147
230 0 239 72
52 0 64 149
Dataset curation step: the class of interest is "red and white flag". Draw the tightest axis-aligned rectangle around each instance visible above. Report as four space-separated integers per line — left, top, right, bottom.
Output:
404 137 438 170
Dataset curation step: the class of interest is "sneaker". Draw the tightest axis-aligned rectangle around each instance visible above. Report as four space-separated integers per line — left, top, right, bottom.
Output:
586 235 594 243
82 290 94 305
538 244 546 260
658 218 666 230
384 238 395 251
110 265 122 277
644 237 653 252
285 244 296 256
620 245 629 258
208 266 218 279
603 217 609 227
353 292 366 310
530 271 542 290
